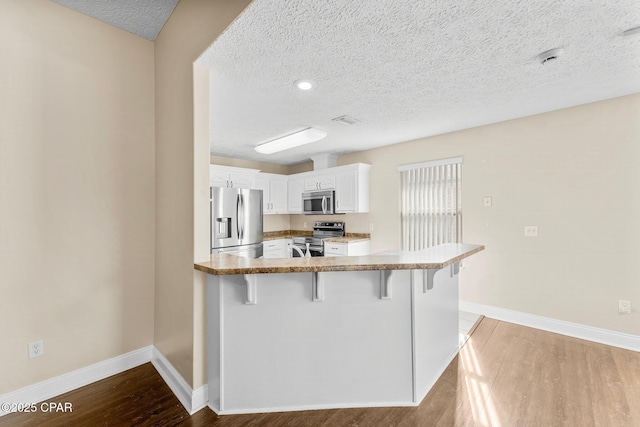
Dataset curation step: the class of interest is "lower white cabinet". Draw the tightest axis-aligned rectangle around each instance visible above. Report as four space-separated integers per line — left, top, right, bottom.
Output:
324 240 370 257
262 239 293 259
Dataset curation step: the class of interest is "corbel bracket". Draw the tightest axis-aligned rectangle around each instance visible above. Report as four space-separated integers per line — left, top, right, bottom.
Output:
244 274 258 304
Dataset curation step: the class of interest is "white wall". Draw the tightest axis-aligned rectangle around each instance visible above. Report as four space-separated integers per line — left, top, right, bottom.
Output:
0 0 155 394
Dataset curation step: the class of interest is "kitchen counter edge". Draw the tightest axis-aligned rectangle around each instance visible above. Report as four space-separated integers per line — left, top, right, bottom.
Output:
194 243 484 276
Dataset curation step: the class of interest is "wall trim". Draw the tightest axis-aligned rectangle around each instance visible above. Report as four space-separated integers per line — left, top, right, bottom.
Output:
0 346 209 418
460 300 640 352
0 346 153 417
210 400 418 416
151 347 208 415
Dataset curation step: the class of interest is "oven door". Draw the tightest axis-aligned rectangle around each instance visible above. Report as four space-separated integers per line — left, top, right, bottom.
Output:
302 191 335 215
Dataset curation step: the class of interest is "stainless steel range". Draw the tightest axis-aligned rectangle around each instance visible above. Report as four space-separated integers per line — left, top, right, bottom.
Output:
292 222 345 257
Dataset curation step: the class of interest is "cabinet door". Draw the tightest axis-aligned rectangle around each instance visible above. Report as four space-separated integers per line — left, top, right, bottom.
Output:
304 178 319 191
210 168 229 188
324 242 348 256
228 171 254 189
253 175 271 213
288 177 305 213
304 173 335 191
270 177 289 213
263 239 289 259
318 173 336 190
335 170 357 212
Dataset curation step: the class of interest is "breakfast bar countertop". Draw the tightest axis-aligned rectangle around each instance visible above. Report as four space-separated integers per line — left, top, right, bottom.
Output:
194 243 484 276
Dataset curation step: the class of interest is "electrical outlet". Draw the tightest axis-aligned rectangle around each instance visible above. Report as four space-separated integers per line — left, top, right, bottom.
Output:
619 300 632 314
369 223 374 231
28 340 44 359
483 196 492 207
524 225 539 237
303 222 307 228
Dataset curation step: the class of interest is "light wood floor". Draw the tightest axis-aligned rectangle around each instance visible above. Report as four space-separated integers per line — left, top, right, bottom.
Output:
2 317 639 426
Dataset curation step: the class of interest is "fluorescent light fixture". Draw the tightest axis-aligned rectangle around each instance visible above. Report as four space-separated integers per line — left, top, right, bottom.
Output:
255 127 327 154
294 79 316 90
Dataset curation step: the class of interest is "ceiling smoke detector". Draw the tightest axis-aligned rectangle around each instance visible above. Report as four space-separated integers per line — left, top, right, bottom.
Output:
332 115 360 125
536 48 564 65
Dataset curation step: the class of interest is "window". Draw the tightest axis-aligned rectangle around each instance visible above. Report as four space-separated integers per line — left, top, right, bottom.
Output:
398 157 462 250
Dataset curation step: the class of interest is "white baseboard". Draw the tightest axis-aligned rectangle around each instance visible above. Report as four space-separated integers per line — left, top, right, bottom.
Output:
211 400 418 416
0 345 208 418
0 346 153 417
460 300 640 352
151 347 208 415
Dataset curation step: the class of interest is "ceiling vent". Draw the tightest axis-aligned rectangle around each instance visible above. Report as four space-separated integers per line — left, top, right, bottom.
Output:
332 115 360 125
536 48 564 65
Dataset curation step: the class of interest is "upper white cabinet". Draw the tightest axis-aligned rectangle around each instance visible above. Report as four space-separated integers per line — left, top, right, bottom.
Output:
335 164 371 213
254 173 288 214
287 176 305 213
210 162 371 214
304 173 336 191
210 165 259 189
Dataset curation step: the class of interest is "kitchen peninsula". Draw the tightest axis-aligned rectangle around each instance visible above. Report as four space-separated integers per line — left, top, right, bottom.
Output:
194 243 484 415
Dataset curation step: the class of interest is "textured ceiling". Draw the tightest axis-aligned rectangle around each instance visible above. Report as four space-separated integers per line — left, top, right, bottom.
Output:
50 0 178 40
198 0 640 165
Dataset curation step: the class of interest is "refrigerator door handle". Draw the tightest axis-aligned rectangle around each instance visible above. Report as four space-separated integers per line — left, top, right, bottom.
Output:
236 194 241 239
239 194 245 240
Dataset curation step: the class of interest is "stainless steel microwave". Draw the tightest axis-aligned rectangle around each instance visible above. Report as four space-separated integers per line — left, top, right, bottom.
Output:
302 190 336 215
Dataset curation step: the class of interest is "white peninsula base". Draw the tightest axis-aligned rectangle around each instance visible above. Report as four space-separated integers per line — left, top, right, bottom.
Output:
206 266 461 415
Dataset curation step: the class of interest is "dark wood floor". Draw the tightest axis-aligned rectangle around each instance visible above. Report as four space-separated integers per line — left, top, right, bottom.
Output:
2 317 639 426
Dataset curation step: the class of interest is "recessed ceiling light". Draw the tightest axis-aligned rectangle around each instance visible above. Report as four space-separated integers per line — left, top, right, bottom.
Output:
255 127 327 154
536 48 564 65
622 26 640 37
294 79 316 91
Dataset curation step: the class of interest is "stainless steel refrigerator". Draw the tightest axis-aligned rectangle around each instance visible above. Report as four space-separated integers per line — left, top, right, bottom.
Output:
210 187 263 258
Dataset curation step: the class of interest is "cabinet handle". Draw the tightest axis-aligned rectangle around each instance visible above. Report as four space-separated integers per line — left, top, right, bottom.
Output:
230 180 233 188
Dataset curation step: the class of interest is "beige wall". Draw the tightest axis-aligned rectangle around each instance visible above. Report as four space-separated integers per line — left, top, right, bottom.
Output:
155 0 253 388
338 94 640 336
0 0 155 394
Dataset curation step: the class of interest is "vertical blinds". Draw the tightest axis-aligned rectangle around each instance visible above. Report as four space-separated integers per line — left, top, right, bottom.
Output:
398 157 462 251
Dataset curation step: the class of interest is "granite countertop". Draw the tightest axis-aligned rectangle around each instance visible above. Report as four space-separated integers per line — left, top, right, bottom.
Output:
194 243 484 276
263 230 311 240
263 230 370 242
323 236 370 243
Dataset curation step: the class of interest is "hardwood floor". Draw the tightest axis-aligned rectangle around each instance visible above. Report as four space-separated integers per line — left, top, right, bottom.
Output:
2 318 639 426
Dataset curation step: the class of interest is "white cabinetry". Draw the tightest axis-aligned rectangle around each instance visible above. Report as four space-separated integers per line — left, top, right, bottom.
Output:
287 176 305 213
304 173 336 191
324 240 371 257
335 164 371 213
210 165 259 189
263 239 292 259
254 173 288 214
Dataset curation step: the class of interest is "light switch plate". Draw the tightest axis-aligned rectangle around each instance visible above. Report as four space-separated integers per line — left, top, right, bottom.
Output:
483 196 492 207
524 226 539 237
